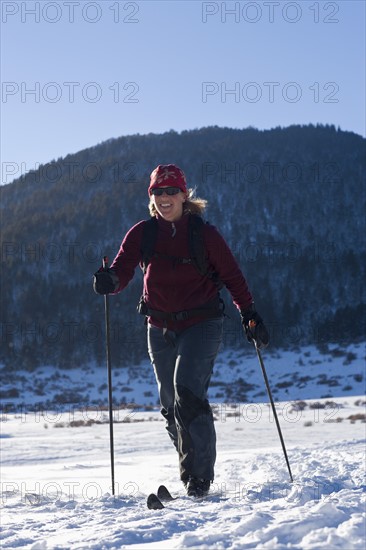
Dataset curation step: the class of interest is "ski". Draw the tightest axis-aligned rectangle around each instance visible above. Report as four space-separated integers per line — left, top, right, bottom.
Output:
146 484 217 509
147 493 164 510
146 485 176 510
157 485 176 501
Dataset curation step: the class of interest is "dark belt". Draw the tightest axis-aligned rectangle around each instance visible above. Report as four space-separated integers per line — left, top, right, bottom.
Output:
144 298 225 322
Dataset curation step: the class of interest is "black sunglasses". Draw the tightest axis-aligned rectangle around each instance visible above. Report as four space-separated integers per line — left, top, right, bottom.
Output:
151 187 181 196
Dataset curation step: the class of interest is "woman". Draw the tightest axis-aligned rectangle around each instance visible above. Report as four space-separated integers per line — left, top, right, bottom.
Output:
93 164 269 497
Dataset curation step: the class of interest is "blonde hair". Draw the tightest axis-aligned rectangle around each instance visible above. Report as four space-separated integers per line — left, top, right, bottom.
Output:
148 188 207 217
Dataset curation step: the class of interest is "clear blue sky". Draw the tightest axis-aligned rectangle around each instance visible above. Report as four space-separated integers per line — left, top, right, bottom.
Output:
1 0 365 183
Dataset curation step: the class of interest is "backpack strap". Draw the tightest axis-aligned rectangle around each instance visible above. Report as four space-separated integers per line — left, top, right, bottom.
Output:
189 214 223 289
140 217 158 274
138 295 225 321
188 214 208 276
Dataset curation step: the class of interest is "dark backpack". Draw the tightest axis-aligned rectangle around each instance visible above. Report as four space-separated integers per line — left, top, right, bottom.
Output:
140 214 222 289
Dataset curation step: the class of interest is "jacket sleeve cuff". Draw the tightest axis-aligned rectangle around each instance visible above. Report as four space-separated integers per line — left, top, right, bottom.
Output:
110 270 120 293
240 303 256 322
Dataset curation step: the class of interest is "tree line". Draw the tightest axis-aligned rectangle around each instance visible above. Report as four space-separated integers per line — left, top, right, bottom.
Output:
1 124 365 371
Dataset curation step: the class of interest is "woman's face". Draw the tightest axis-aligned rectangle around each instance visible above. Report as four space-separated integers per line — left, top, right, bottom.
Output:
152 187 186 222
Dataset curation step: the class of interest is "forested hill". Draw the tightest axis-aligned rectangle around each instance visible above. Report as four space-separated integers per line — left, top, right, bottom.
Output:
1 125 365 371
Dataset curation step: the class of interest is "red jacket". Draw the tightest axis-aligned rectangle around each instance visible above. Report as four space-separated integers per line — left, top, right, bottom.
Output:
111 213 253 330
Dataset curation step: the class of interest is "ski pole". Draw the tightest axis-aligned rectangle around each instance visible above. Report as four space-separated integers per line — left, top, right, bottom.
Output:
103 256 115 496
249 320 294 483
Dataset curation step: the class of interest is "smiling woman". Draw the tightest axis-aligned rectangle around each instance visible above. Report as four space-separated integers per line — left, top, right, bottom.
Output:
93 163 269 497
148 165 207 222
149 166 187 222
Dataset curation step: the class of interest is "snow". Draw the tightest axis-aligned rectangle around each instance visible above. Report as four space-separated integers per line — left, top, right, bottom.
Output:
1 342 365 411
1 343 365 549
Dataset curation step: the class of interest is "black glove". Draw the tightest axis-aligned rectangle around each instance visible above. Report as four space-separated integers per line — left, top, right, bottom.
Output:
240 304 269 349
93 268 119 295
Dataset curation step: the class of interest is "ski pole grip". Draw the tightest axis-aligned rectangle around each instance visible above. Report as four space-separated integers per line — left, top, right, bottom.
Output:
103 256 108 270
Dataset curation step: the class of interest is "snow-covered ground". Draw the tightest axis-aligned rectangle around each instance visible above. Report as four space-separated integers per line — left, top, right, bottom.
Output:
1 342 365 411
1 396 365 549
1 343 365 549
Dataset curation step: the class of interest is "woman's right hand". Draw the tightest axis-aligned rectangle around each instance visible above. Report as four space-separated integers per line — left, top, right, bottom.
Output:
93 268 119 295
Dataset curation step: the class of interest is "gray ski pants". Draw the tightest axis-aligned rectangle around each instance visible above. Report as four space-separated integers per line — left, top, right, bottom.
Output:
147 318 223 482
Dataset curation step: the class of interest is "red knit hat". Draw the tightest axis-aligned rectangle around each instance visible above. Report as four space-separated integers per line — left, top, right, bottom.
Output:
148 164 187 196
